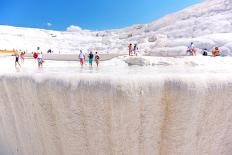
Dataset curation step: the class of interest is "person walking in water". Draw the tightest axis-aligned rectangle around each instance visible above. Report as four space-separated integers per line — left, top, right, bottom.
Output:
37 47 44 68
88 51 94 67
95 52 100 67
133 44 138 56
128 43 132 56
79 50 85 67
37 52 44 68
14 49 21 68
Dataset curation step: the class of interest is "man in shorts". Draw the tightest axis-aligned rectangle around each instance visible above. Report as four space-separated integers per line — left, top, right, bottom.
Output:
88 51 94 67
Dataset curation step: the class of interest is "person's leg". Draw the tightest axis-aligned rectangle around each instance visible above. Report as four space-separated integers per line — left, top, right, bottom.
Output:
81 59 84 66
17 62 21 67
90 59 92 67
15 57 18 67
187 50 191 56
191 50 194 56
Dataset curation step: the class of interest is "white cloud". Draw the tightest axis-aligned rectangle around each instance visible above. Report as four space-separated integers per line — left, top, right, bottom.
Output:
47 22 52 26
66 25 82 32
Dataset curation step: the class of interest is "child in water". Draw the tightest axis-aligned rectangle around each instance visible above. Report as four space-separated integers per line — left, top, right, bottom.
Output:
37 52 44 68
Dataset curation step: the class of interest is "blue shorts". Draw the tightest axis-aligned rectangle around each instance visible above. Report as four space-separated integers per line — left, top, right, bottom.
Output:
89 58 93 64
37 58 43 63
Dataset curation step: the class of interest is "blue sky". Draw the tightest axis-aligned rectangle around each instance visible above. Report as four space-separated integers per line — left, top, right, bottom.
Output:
0 0 201 31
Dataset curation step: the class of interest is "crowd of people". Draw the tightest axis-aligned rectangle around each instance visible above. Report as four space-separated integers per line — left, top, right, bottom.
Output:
128 42 223 57
187 42 222 57
13 42 225 69
14 47 101 68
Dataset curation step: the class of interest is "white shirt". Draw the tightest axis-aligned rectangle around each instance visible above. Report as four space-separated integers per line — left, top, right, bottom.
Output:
38 54 43 59
79 53 85 59
189 44 195 50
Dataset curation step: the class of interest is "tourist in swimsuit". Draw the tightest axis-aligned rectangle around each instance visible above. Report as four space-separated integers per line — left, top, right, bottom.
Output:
212 47 221 57
15 50 21 68
128 44 132 56
95 52 100 67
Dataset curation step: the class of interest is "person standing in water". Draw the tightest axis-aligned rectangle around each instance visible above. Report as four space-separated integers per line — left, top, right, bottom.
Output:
95 52 100 67
133 44 138 56
128 43 132 56
212 47 221 57
37 47 44 68
20 51 26 63
79 50 85 67
37 52 44 68
187 42 196 56
14 49 21 68
88 51 94 67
